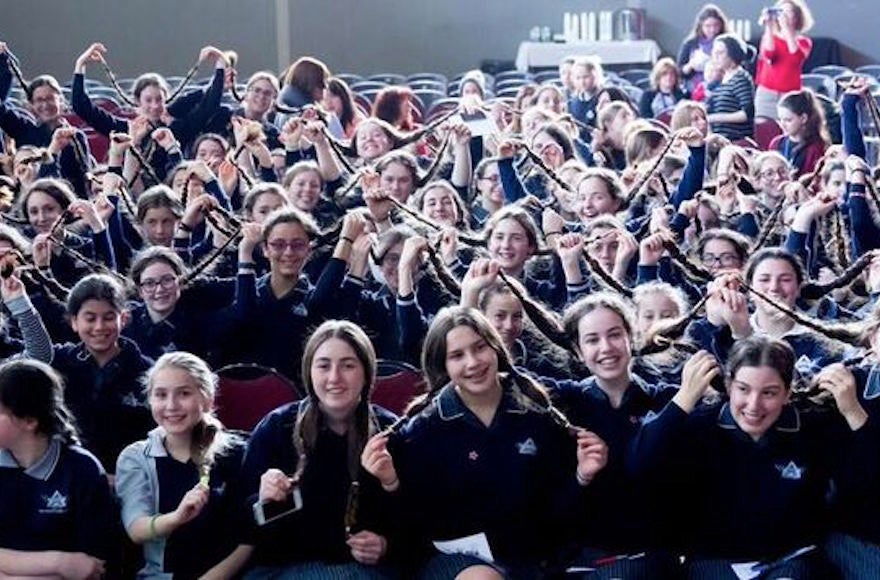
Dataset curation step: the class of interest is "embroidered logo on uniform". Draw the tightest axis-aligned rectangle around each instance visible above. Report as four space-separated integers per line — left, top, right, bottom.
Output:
516 438 537 456
641 410 659 424
121 393 142 408
794 355 816 376
776 461 805 480
39 490 69 514
468 450 479 461
291 303 308 317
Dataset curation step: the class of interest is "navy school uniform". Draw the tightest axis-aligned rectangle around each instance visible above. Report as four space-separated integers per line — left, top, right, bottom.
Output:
824 365 880 560
239 401 398 570
122 276 237 361
0 438 118 566
116 428 249 580
71 68 225 183
387 381 592 576
0 54 92 198
51 336 154 472
687 316 843 385
627 400 872 571
335 277 412 363
225 257 346 382
542 375 678 556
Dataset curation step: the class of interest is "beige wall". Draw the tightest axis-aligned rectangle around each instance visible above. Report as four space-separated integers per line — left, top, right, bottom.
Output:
1 0 875 81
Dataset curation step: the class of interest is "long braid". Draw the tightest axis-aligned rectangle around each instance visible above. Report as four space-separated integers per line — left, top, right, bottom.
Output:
580 247 634 298
623 133 679 206
635 293 710 356
819 212 840 273
166 61 201 103
742 281 864 345
751 202 785 253
497 270 577 355
521 145 574 194
800 250 875 300
48 233 129 285
323 128 359 175
3 49 29 94
424 243 462 297
97 57 137 107
413 132 453 188
179 226 242 287
834 208 851 270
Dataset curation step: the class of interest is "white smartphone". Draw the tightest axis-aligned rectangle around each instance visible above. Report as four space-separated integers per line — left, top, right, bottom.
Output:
253 486 303 526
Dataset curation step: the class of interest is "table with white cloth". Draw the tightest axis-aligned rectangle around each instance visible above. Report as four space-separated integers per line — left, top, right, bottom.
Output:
515 39 662 71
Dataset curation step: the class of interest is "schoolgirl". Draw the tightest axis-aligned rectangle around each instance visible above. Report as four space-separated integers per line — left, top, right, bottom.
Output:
362 306 608 578
0 359 118 578
116 352 251 579
20 178 117 286
71 42 227 183
228 208 356 382
771 89 829 176
240 320 397 578
123 246 237 361
639 58 688 120
50 274 154 473
459 259 575 380
0 44 92 197
629 336 869 578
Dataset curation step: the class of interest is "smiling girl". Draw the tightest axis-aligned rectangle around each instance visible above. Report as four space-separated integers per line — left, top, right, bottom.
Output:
630 336 868 578
240 320 397 577
362 306 608 578
116 352 250 579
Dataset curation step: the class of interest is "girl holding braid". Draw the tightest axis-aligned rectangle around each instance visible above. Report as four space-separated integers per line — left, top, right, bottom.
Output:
115 352 250 579
362 306 608 578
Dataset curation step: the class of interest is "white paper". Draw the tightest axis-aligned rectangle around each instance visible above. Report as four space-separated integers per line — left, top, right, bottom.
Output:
730 561 762 580
433 532 495 563
448 112 498 138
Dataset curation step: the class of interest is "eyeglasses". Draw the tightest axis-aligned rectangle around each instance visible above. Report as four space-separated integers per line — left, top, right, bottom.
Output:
266 239 312 255
759 168 788 180
140 274 178 293
701 252 741 267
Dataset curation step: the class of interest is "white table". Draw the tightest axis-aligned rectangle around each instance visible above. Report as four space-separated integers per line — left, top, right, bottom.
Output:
515 40 662 71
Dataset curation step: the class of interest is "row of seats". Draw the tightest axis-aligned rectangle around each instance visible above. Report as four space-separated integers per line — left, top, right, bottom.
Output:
214 360 425 432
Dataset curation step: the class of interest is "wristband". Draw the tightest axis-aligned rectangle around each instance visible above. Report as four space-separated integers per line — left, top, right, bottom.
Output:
341 236 355 244
545 231 563 238
177 222 193 233
238 261 256 270
576 470 592 486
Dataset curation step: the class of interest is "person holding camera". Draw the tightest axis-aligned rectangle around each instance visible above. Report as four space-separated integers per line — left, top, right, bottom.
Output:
755 0 815 118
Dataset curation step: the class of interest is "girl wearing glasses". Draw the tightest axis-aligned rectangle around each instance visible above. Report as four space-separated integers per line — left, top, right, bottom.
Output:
230 209 362 382
124 246 237 361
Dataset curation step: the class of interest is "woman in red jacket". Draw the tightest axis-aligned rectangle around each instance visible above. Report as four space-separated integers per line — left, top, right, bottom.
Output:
754 0 814 118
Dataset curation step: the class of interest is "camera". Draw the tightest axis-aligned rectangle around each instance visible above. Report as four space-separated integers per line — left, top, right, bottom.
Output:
766 7 783 18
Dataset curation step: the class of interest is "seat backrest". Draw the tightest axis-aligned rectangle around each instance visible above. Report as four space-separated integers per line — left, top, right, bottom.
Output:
215 364 301 431
372 370 426 416
754 116 783 150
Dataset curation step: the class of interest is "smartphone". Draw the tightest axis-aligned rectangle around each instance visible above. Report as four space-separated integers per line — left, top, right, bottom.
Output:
253 486 303 526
